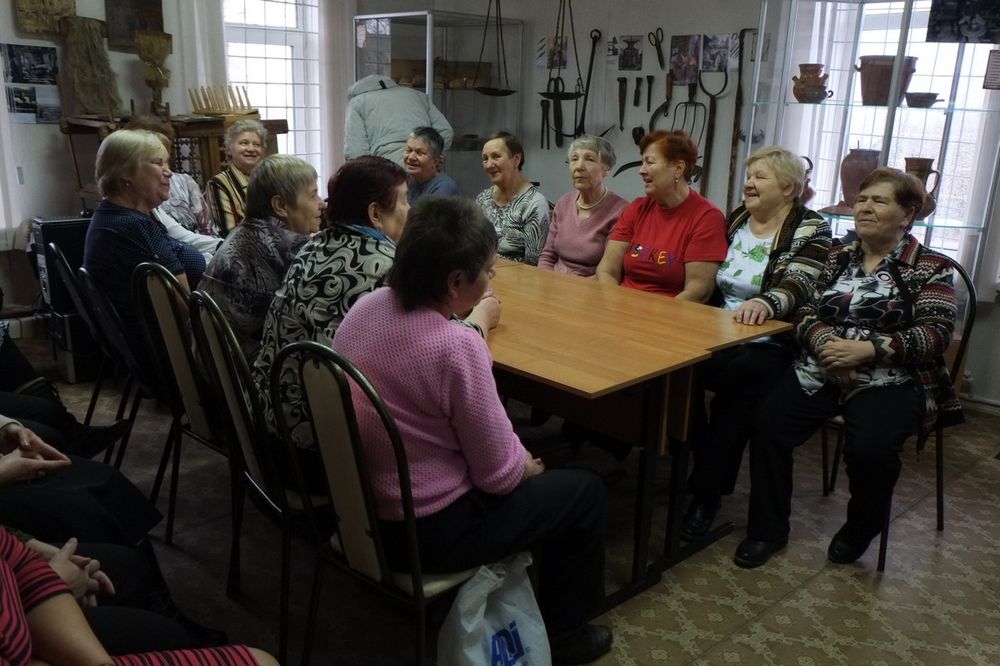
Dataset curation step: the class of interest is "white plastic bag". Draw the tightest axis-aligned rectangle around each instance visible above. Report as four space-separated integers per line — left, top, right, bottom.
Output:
437 552 552 666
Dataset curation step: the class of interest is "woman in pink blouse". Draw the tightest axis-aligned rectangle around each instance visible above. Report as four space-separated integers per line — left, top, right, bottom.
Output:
333 196 612 665
538 135 629 277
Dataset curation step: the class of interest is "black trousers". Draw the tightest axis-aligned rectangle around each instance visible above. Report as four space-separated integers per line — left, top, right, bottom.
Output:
687 343 794 497
379 469 606 635
76 542 191 654
747 368 919 542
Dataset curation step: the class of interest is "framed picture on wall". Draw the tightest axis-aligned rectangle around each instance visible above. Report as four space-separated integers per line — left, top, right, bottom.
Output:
105 0 163 51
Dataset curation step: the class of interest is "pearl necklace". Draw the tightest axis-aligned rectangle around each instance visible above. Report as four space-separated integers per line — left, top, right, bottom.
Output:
576 187 609 210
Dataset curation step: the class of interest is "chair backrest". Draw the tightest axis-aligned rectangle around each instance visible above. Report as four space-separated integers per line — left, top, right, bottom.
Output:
271 341 423 595
47 242 111 358
945 259 977 394
78 266 156 396
132 262 214 440
189 289 281 503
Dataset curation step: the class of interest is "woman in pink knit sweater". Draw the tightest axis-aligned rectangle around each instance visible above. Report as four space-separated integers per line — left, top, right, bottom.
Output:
538 135 628 277
333 196 612 665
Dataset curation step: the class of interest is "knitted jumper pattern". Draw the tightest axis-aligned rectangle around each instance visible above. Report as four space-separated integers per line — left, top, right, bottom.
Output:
725 202 831 320
796 234 963 444
333 288 527 520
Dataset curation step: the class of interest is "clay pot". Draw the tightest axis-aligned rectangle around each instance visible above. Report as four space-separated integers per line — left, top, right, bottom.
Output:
792 63 833 103
839 148 880 208
855 55 917 106
904 156 941 219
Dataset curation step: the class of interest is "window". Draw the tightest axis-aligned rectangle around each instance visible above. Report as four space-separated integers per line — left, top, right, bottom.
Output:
223 0 322 176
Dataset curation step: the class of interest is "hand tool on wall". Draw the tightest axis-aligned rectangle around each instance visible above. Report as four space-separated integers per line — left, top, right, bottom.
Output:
547 77 567 147
574 29 602 136
697 69 729 194
540 99 551 149
633 77 643 107
648 70 674 131
631 126 645 146
617 76 627 131
647 27 665 69
646 75 654 112
726 28 754 208
672 82 707 181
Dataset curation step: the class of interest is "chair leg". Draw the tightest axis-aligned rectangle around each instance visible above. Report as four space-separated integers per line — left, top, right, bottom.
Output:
113 385 142 469
278 513 292 666
877 494 892 572
84 356 108 425
164 424 183 545
227 469 245 597
935 427 944 532
829 429 845 493
105 379 135 465
301 552 326 665
114 375 134 421
415 598 428 666
150 419 178 504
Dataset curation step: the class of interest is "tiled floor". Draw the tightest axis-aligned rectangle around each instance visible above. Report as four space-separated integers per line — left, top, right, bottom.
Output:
33 337 1000 665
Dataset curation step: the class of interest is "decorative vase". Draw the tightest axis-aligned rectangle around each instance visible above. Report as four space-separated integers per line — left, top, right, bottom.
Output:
855 55 917 106
904 156 941 219
826 148 880 214
792 63 833 103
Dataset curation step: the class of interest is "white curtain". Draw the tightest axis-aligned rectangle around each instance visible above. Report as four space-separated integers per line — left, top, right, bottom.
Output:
0 94 17 251
171 0 229 102
321 0 357 176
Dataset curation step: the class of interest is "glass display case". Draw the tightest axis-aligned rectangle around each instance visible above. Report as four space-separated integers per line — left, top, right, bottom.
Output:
745 0 1000 277
353 10 524 196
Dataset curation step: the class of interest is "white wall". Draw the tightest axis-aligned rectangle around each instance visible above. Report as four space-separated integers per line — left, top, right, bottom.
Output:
0 0 187 241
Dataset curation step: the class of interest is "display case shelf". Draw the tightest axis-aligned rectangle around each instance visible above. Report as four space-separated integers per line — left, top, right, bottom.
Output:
353 10 523 196
747 0 1000 276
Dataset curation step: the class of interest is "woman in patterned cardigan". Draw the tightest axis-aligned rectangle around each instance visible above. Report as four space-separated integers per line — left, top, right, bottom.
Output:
682 147 831 542
734 167 962 569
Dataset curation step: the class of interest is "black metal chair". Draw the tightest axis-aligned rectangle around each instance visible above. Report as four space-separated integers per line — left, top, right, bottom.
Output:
77 266 155 469
188 289 325 664
47 242 129 427
132 262 227 544
820 257 977 571
271 341 477 665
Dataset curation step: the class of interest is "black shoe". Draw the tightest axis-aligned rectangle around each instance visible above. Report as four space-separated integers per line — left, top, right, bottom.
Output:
69 419 130 458
733 537 788 569
680 494 721 541
827 524 879 564
549 624 613 665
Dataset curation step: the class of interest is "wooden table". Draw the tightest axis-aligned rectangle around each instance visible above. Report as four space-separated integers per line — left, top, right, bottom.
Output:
488 262 790 607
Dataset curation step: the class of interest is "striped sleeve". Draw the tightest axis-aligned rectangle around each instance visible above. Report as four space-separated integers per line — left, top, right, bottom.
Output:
756 210 831 320
872 252 956 364
113 645 258 666
1 529 71 613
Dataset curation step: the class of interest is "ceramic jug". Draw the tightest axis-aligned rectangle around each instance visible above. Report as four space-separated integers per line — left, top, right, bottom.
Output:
792 63 833 103
839 148 880 208
905 156 940 219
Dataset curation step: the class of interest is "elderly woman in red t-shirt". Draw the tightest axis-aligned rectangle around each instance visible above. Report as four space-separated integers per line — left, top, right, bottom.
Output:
596 130 727 301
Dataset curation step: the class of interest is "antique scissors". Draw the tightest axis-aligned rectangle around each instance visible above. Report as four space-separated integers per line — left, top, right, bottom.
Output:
647 27 665 70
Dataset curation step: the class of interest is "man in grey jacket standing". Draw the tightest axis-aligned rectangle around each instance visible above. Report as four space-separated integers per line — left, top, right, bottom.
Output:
344 74 454 166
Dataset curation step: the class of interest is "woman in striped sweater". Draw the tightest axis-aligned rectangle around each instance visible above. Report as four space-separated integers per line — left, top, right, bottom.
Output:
734 167 962 569
0 527 277 666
